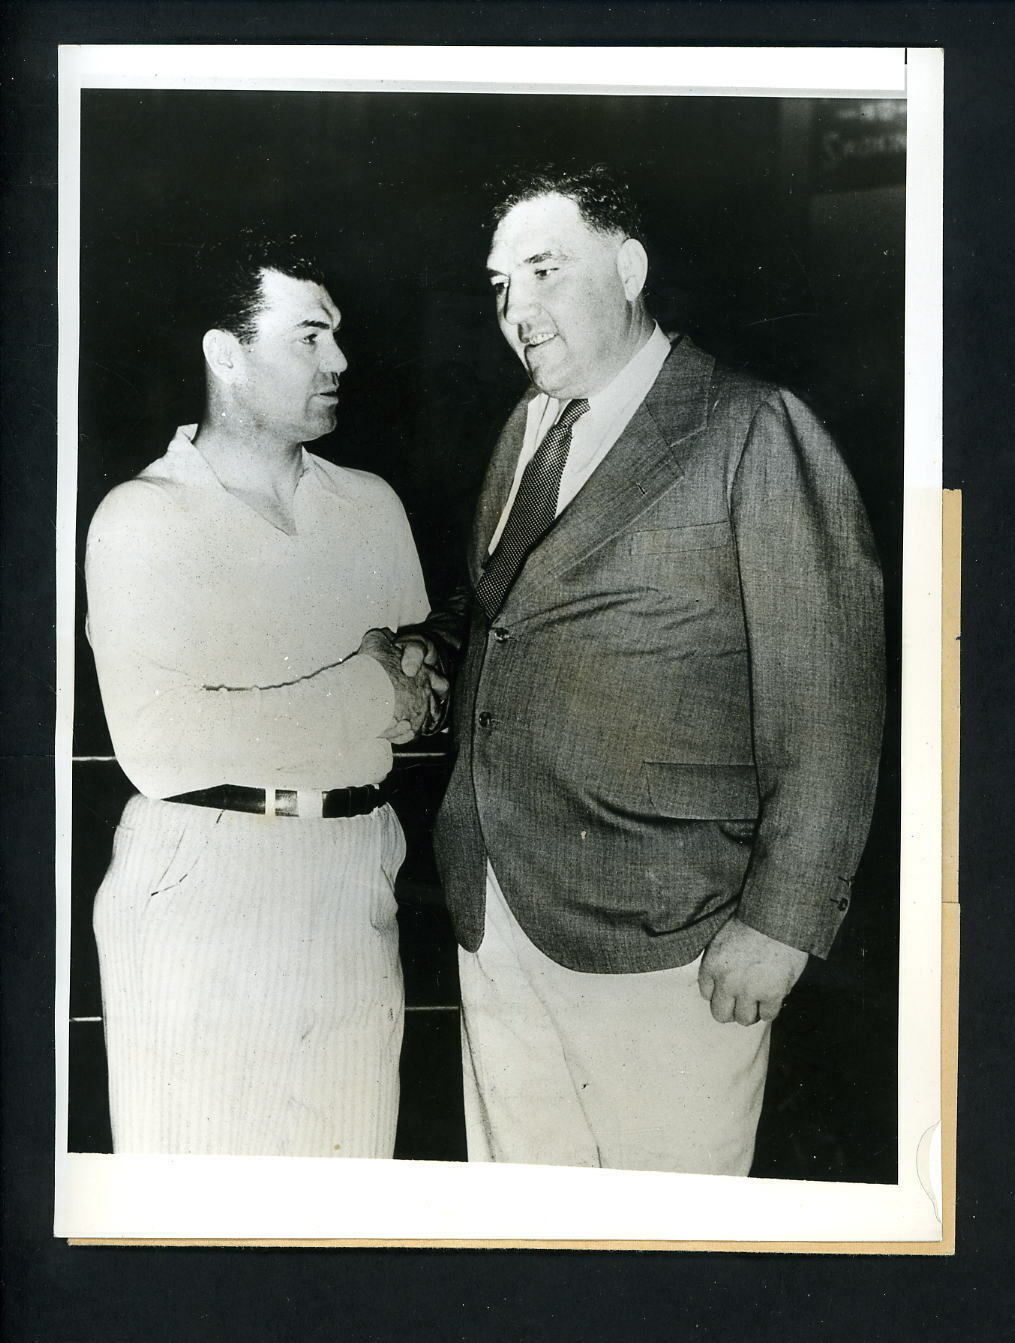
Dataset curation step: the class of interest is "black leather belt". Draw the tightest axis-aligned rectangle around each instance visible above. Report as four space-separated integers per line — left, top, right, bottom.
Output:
165 779 394 819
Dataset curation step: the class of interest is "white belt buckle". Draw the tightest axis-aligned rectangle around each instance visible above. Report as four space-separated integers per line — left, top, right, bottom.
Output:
264 787 278 819
297 789 323 819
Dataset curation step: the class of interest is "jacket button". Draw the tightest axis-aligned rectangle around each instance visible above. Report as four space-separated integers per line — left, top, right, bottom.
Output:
492 627 510 643
478 711 493 728
838 897 850 912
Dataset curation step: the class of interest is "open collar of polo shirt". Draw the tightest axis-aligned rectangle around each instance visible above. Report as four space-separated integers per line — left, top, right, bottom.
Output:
166 424 338 536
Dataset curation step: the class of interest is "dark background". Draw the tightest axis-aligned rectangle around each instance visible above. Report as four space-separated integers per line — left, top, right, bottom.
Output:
4 5 1013 1343
70 88 904 1178
74 89 905 632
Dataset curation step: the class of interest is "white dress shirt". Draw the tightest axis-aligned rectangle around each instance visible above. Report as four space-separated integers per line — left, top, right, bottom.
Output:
85 425 429 798
488 323 672 553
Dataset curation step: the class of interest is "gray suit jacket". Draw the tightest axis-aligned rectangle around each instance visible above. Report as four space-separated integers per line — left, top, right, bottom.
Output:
433 335 885 973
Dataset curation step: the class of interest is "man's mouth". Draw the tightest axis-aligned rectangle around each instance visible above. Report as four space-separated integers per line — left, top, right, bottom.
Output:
523 332 556 350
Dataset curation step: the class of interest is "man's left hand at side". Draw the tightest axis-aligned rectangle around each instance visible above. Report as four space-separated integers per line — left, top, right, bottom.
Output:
698 917 809 1026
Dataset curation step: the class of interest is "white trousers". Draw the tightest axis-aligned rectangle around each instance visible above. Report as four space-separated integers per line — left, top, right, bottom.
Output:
458 869 770 1175
93 795 405 1157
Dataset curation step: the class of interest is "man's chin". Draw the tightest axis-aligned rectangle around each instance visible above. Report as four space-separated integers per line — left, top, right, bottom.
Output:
303 408 338 440
523 348 582 400
528 372 578 399
525 362 565 398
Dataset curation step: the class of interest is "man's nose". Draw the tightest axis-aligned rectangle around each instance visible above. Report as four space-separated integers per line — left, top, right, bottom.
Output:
322 337 348 376
502 281 538 327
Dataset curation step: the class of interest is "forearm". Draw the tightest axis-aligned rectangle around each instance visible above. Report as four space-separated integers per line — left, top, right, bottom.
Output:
94 648 395 798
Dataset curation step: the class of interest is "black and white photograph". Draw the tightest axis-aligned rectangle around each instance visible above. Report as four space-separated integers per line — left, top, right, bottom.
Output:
54 45 943 1244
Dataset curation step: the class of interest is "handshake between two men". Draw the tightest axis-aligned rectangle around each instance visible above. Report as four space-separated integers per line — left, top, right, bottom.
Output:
358 626 451 744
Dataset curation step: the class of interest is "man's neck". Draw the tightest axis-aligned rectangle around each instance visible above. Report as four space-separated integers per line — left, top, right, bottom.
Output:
569 311 659 406
617 310 658 381
192 415 306 534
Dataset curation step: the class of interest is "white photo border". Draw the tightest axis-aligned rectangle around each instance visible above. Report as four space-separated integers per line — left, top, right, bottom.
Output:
54 44 944 1246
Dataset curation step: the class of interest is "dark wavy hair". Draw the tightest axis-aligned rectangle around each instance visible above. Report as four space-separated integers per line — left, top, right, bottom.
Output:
489 162 646 243
193 226 326 343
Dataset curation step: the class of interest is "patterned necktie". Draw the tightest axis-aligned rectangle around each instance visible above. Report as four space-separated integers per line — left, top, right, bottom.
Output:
476 398 590 620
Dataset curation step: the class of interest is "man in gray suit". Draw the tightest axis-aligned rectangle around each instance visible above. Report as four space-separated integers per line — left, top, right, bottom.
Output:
426 164 884 1175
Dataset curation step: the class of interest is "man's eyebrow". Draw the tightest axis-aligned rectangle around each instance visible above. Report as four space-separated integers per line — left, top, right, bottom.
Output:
486 250 563 276
295 318 334 330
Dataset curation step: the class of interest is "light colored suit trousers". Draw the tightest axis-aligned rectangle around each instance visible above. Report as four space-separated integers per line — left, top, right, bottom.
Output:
459 868 770 1174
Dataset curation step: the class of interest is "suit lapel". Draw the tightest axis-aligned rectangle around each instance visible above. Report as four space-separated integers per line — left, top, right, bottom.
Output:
497 336 716 617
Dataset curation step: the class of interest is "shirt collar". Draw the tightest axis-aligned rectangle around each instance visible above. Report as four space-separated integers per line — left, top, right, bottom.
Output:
168 424 316 488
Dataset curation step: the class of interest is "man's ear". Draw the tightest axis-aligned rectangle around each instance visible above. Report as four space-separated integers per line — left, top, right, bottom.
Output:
202 328 245 385
617 238 649 301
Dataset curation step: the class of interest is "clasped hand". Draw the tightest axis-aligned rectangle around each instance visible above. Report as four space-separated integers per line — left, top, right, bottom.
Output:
698 917 809 1026
358 628 449 744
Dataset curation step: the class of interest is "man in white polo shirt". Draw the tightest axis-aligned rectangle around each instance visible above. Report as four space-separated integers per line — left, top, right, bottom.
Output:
85 228 443 1157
